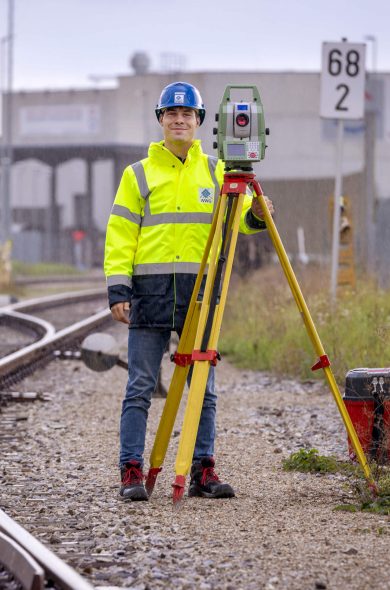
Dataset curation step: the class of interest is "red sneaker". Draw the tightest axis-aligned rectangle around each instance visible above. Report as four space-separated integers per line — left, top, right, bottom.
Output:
120 460 148 501
188 457 235 499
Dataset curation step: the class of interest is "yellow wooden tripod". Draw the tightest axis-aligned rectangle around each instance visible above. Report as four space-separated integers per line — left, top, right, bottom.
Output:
145 172 376 503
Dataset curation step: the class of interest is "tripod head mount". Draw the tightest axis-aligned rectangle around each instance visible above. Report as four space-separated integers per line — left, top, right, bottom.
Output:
213 85 269 172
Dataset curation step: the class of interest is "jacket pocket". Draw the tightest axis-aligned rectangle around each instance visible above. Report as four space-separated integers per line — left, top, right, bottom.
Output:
130 274 174 327
132 275 171 296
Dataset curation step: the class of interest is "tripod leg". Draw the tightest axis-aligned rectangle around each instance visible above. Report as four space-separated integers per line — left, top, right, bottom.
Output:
253 182 376 491
172 361 211 503
145 194 224 495
145 302 200 495
172 193 245 503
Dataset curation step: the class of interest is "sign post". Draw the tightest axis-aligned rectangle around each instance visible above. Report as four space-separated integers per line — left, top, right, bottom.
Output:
320 40 366 299
0 0 14 252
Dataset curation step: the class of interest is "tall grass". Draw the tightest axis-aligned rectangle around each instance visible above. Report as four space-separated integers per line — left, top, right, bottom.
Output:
220 264 390 383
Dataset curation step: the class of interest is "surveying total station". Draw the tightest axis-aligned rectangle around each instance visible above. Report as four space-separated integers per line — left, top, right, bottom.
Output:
213 85 268 169
144 85 376 503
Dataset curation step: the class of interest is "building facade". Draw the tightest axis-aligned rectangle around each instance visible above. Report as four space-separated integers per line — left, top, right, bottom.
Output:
1 70 389 277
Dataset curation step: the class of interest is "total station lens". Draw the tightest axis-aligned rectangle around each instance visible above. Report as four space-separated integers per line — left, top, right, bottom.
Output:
236 113 249 127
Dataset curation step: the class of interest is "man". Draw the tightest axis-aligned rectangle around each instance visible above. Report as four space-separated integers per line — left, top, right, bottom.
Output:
104 81 274 501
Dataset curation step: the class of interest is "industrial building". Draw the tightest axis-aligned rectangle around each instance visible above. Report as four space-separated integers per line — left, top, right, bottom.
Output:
1 66 389 280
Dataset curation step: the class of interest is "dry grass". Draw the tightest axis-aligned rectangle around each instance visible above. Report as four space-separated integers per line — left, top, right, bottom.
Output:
221 263 390 383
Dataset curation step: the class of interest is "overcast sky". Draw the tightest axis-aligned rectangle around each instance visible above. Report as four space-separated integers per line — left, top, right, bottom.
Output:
0 0 389 90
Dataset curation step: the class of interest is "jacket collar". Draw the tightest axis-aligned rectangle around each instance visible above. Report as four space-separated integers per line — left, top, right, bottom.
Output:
148 140 203 165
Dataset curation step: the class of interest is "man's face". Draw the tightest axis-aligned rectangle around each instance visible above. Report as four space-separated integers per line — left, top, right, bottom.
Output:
159 107 200 144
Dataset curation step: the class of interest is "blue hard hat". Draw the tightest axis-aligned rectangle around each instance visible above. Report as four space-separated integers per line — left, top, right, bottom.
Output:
155 81 206 125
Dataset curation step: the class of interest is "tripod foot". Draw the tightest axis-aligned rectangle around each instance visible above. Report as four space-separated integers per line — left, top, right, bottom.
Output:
172 475 186 505
145 467 162 497
368 481 379 497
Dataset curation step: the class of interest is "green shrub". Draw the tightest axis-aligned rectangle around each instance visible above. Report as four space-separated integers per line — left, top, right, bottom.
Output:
283 448 390 515
282 448 351 474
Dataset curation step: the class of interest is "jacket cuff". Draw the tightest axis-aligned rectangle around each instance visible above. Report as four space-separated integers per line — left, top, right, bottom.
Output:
245 208 267 231
108 284 132 309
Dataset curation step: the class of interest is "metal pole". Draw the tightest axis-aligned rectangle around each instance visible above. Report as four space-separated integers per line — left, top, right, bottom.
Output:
364 35 377 73
0 37 6 225
330 119 344 300
365 109 376 272
47 165 57 261
364 35 377 274
0 0 14 244
372 40 377 73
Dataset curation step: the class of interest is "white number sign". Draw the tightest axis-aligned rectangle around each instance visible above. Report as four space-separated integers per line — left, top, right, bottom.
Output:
320 42 366 119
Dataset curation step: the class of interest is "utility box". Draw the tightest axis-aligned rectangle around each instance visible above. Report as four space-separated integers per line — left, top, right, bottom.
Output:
344 368 390 462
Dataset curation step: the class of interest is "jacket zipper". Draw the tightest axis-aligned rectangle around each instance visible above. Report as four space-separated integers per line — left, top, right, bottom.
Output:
172 271 176 329
172 161 183 329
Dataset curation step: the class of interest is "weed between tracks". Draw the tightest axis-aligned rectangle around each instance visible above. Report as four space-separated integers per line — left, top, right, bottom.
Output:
282 448 390 515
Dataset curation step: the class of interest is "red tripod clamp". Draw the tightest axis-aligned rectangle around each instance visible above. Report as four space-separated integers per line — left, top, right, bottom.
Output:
222 173 267 219
311 355 331 371
191 350 221 366
222 172 257 196
170 352 193 367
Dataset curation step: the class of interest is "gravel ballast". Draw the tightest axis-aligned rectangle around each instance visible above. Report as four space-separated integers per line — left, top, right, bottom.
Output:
1 323 389 590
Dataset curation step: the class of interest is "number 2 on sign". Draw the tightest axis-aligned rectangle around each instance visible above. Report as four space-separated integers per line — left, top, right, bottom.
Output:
335 84 348 111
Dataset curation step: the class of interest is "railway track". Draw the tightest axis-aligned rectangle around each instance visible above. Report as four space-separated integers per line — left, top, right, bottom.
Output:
0 289 111 392
0 508 94 590
0 311 53 359
0 288 176 589
0 289 114 589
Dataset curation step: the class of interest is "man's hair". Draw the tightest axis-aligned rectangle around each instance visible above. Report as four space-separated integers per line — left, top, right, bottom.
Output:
160 106 200 122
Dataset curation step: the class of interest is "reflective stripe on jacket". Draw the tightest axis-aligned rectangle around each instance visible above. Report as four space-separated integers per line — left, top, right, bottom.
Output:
104 139 265 328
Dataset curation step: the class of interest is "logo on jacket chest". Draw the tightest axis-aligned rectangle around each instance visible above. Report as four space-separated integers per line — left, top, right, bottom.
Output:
198 187 214 204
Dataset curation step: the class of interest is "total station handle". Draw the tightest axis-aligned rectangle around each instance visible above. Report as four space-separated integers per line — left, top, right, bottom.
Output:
221 85 262 104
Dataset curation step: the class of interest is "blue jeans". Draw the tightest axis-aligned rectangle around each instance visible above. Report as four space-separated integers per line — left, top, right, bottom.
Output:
119 328 217 467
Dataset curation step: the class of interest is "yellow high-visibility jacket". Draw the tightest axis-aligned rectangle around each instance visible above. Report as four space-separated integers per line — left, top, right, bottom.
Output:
104 140 266 329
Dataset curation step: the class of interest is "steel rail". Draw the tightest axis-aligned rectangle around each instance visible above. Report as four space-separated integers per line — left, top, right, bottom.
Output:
0 289 110 389
1 309 56 340
0 307 111 387
0 289 111 590
0 531 45 589
4 287 106 313
0 290 109 588
0 509 94 590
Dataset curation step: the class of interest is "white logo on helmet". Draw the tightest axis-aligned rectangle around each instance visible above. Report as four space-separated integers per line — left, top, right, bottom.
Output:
174 92 185 104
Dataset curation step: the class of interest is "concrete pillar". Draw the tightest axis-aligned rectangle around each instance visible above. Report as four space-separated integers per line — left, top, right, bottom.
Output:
85 159 94 268
46 165 59 262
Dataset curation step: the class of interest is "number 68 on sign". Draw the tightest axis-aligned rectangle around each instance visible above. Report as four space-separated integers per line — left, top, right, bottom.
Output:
320 42 366 120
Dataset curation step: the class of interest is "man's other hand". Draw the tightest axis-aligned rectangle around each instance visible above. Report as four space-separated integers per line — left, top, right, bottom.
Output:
251 196 274 220
111 302 130 324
